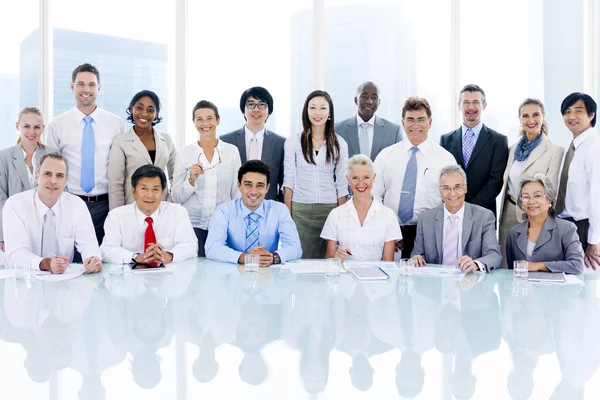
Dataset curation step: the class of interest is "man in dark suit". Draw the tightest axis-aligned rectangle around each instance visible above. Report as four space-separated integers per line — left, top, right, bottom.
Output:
335 81 402 160
440 84 508 217
220 87 285 201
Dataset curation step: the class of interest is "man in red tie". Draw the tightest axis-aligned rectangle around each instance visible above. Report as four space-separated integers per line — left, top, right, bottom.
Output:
100 165 197 265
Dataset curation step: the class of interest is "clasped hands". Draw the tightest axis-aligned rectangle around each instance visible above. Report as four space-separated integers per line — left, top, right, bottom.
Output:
238 245 274 267
40 255 103 274
411 254 481 273
136 243 173 265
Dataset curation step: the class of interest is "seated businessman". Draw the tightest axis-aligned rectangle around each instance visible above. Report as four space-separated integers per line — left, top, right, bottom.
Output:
411 165 502 272
205 160 302 266
101 164 197 265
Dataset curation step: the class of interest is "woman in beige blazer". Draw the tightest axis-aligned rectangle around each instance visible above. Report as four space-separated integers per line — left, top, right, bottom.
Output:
498 98 564 267
108 90 176 210
0 107 56 250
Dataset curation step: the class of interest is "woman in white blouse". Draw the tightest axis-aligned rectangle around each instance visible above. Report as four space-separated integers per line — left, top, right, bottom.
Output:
498 98 564 267
0 107 56 251
171 100 241 256
321 154 401 261
283 90 349 258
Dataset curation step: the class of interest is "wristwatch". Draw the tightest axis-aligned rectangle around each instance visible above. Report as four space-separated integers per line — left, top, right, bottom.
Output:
132 253 140 263
272 252 281 265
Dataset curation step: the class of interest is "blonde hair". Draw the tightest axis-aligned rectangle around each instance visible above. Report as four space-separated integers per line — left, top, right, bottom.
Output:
347 154 374 174
16 107 44 147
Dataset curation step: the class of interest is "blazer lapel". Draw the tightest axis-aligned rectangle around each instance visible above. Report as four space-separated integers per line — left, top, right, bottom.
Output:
235 127 248 163
128 129 152 164
449 129 465 166
468 125 491 166
434 208 444 261
521 136 547 173
461 204 474 254
370 116 385 159
346 118 360 156
262 130 273 162
533 216 556 251
515 223 529 257
12 145 31 189
153 130 168 166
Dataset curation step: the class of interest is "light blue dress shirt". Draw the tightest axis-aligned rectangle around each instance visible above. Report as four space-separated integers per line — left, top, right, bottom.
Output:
205 197 302 264
461 121 483 142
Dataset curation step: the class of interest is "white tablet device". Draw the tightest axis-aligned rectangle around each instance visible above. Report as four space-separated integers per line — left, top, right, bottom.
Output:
528 271 566 283
349 267 390 281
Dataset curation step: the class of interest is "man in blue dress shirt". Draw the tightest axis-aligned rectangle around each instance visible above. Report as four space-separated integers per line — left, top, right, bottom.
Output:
205 160 302 266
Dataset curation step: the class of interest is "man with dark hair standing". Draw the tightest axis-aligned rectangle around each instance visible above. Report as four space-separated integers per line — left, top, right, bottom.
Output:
335 81 402 160
47 63 125 246
556 92 600 270
440 84 508 218
220 87 286 201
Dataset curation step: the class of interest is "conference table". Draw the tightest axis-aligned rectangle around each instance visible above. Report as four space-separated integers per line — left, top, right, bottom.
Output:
1 258 599 399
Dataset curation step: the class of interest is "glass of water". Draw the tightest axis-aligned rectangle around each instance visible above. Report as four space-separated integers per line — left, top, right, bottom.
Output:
13 262 32 281
109 260 127 277
513 260 529 280
245 254 260 273
325 258 342 278
398 258 415 277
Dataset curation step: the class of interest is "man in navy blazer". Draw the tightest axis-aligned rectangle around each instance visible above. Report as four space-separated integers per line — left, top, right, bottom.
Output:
220 87 285 201
440 84 508 218
334 81 402 161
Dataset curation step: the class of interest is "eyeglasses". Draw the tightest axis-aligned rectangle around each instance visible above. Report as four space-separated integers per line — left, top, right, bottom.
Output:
520 193 548 203
460 100 483 107
440 184 466 194
245 101 268 110
197 147 222 171
404 117 429 124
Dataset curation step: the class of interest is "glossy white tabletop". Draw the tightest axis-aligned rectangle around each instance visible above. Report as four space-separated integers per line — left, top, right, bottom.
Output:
1 259 599 399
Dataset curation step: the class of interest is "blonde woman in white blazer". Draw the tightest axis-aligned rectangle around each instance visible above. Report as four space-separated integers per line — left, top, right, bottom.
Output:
498 98 564 267
108 90 176 210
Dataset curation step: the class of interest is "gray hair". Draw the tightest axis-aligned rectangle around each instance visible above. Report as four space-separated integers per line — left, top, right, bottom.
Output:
438 164 467 186
347 154 374 174
517 173 556 216
37 152 69 177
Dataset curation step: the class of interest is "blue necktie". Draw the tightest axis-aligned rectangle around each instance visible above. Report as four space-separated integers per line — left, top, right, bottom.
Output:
398 146 419 224
245 212 260 253
81 115 95 193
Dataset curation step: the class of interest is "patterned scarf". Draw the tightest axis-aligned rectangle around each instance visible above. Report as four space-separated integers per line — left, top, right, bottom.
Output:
514 133 543 162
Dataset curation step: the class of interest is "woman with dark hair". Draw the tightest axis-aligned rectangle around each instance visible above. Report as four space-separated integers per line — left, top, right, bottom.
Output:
108 90 176 210
498 98 564 267
283 90 349 258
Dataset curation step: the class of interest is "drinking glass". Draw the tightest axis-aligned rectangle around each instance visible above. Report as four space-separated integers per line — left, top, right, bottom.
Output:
245 254 260 273
513 260 529 280
398 258 415 277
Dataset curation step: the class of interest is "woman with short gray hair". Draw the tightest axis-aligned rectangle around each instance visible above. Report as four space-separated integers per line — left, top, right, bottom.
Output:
505 173 583 274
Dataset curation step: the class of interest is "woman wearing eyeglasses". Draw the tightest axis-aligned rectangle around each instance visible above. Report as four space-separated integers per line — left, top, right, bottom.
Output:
506 173 583 274
171 100 241 256
108 90 177 210
498 98 564 267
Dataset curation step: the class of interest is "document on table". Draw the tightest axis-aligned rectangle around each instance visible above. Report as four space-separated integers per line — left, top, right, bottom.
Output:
342 261 398 270
280 260 347 275
34 263 86 282
413 266 465 279
529 273 584 286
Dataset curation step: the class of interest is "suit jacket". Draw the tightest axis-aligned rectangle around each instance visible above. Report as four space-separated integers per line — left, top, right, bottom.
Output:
220 127 285 201
334 115 402 160
499 134 564 224
0 144 57 241
440 124 509 216
506 215 584 274
107 128 176 210
411 202 502 271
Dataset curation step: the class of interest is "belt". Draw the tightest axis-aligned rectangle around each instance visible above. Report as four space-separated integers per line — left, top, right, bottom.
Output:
77 193 109 202
507 197 516 206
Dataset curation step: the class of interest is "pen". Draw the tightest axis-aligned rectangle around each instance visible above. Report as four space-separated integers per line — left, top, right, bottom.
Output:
86 260 101 272
337 245 354 257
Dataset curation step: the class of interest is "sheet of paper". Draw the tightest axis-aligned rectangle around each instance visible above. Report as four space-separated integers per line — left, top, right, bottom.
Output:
413 266 465 278
0 269 15 279
34 263 86 282
342 261 398 270
530 274 584 286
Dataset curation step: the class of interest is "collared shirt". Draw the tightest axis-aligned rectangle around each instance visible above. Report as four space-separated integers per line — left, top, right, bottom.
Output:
356 114 375 155
372 139 457 225
558 128 600 243
3 189 100 268
508 159 525 199
101 202 198 263
442 203 485 272
46 106 125 196
461 121 483 143
320 198 402 260
283 132 349 204
22 148 36 188
171 140 241 230
205 197 302 264
244 125 265 160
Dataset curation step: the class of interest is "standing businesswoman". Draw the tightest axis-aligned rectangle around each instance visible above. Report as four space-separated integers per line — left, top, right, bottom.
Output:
108 90 176 210
498 98 564 267
171 100 241 256
0 107 56 250
283 90 349 258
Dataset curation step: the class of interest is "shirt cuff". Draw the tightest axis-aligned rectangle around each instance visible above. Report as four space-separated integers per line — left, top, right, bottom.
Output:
475 260 486 273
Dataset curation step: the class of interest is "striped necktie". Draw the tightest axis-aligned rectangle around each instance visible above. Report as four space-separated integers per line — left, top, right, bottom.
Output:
442 214 459 265
245 212 260 253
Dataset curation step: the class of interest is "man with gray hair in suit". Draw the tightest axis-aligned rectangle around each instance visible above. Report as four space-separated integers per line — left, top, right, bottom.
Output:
411 165 501 273
335 81 402 160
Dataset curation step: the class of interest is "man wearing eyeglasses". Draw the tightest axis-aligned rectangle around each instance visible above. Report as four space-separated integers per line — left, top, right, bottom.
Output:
335 81 402 161
220 87 286 201
411 165 501 273
440 84 508 219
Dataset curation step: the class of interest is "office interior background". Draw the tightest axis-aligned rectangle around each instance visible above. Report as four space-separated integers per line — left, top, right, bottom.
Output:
0 0 597 150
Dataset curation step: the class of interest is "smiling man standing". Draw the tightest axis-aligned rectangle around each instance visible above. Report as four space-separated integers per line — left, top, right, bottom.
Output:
205 160 302 266
335 81 402 160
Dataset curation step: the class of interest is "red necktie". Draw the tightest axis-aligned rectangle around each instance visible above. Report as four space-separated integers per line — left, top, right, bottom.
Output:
144 217 158 267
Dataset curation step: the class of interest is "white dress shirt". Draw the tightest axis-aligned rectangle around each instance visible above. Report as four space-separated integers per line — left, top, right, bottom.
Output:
2 189 100 268
356 114 375 155
372 139 457 225
171 140 241 230
320 199 402 260
558 128 600 244
283 132 349 203
100 202 198 263
244 126 265 160
46 106 125 196
507 159 525 199
21 148 36 188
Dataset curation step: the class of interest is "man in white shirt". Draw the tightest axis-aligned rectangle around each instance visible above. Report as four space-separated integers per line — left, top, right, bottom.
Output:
47 63 125 247
2 152 102 274
556 92 600 270
101 164 197 264
373 97 456 259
